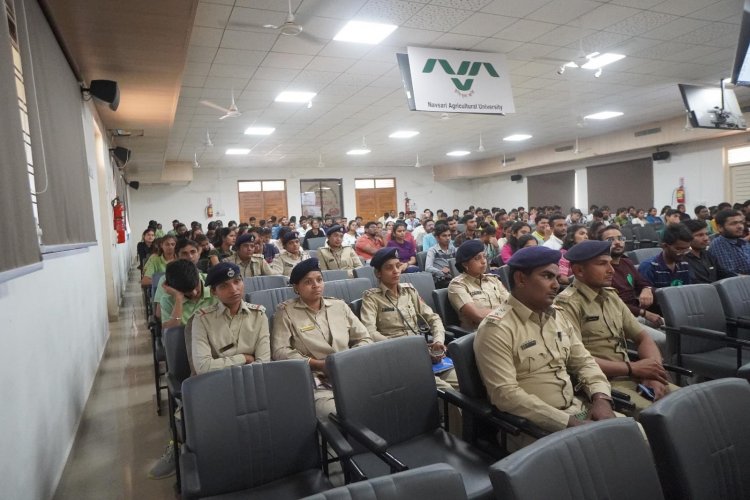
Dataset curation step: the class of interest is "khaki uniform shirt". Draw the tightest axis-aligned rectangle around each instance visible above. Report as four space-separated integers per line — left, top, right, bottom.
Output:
448 273 510 330
271 297 372 382
191 301 271 374
474 295 611 432
223 253 276 278
360 283 445 344
271 250 310 277
554 281 643 362
317 245 363 277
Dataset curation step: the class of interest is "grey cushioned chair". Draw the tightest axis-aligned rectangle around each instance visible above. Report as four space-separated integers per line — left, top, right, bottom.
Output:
448 258 459 277
494 265 510 291
432 288 474 338
656 284 750 380
632 225 660 248
163 325 192 491
309 249 318 259
714 276 750 341
321 269 351 282
243 274 287 294
640 378 750 500
326 336 495 500
625 247 662 265
353 266 378 287
300 463 467 500
489 419 664 500
416 251 428 271
324 278 371 304
306 237 327 250
149 271 166 415
399 271 436 309
180 360 355 500
246 286 298 328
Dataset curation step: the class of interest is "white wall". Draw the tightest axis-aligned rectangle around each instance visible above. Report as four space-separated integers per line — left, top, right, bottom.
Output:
128 165 473 239
470 140 730 213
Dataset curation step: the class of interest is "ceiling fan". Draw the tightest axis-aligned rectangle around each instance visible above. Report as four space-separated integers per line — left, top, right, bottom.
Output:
203 129 214 147
265 0 303 36
200 90 241 120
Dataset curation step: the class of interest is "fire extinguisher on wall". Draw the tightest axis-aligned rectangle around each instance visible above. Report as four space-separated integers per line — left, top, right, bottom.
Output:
206 197 214 218
112 196 126 244
675 177 686 204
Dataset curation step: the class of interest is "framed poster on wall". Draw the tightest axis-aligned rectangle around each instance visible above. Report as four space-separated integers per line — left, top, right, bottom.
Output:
300 179 344 218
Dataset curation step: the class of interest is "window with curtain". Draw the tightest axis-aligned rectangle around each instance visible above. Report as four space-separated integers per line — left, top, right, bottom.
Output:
300 179 343 218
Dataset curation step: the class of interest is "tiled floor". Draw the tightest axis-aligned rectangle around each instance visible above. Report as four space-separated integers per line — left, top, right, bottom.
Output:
54 269 176 499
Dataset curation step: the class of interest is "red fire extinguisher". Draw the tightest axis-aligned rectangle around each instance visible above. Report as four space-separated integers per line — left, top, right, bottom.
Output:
112 196 126 244
676 177 685 204
206 197 214 218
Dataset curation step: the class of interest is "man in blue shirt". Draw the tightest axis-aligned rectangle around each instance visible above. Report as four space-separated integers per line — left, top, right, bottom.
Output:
638 224 692 288
708 209 750 276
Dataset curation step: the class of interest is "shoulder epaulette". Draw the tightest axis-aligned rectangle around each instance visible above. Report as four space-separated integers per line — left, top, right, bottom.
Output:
556 286 576 300
246 303 266 312
363 287 381 297
486 303 510 321
400 282 415 289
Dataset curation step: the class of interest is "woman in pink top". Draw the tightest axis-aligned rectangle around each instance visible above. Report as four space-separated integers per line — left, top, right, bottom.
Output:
558 224 589 285
500 222 531 264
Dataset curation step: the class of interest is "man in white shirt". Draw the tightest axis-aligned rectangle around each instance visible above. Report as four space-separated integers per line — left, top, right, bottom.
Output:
543 213 567 251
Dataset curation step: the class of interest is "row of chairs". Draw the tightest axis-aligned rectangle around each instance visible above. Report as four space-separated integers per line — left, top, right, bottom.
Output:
174 334 750 499
620 223 661 250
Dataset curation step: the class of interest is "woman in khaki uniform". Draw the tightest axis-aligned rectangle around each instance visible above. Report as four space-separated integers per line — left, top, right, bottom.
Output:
317 225 363 278
271 258 372 418
271 231 310 277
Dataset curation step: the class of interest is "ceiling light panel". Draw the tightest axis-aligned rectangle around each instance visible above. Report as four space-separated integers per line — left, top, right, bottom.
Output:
503 134 532 142
446 150 471 157
580 53 626 69
333 21 398 45
244 126 275 135
346 148 371 155
275 91 317 103
389 130 420 138
584 111 623 120
226 148 251 155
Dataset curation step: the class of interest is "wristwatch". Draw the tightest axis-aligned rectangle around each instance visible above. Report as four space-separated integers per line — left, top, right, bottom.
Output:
591 393 614 408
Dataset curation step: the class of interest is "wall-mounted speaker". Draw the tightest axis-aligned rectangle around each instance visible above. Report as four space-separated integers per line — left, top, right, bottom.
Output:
110 146 131 168
128 181 140 190
652 151 670 161
82 80 119 111
510 174 523 182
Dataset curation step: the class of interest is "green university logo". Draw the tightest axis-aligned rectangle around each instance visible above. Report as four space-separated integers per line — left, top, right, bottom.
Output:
421 59 500 96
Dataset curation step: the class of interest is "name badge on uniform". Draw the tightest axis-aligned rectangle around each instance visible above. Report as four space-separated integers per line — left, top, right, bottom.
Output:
328 258 335 263
381 307 395 312
470 290 483 296
219 343 235 353
285 262 294 267
520 340 537 350
585 315 599 322
300 324 316 332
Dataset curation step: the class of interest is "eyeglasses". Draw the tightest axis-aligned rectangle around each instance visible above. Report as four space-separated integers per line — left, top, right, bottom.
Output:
670 245 692 255
604 236 626 242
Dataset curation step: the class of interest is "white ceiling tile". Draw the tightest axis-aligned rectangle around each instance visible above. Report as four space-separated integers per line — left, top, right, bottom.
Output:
346 59 395 75
356 0 426 24
605 11 678 36
184 61 211 76
673 21 738 44
203 76 249 89
431 0 493 9
641 17 710 41
496 19 559 42
577 4 641 31
431 33 485 49
307 56 357 72
472 37 522 53
189 26 224 47
308 0 369 19
262 52 315 69
179 86 204 98
208 63 257 79
235 0 302 10
301 16 347 40
194 2 232 29
707 31 742 48
689 0 743 22
450 13 516 37
369 71 406 88
182 74 208 87
651 0 723 17
506 43 559 61
213 48 266 66
220 30 278 51
253 66 300 81
533 25 595 46
187 45 218 63
403 5 475 31
226 7 286 31
317 41 374 58
480 0 553 19
380 27 443 46
526 0 601 25
271 35 326 55
334 73 380 86
577 31 631 53
292 69 342 88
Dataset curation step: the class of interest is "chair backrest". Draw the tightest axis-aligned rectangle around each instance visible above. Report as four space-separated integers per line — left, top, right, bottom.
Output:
301 463 468 500
448 258 459 277
327 337 440 451
349 298 362 318
243 275 288 295
416 251 427 271
182 361 320 496
353 266 378 287
150 272 164 301
306 237 327 250
324 278 371 304
446 333 486 400
163 326 191 388
620 224 635 239
656 284 728 354
246 287 299 328
432 288 462 329
321 269 350 282
637 225 661 247
489 419 664 500
715 276 750 340
496 265 510 291
625 247 662 265
400 272 436 309
308 249 318 259
640 378 750 500
456 223 466 233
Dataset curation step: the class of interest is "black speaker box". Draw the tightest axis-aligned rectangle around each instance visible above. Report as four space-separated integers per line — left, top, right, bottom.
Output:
128 181 140 190
89 80 119 111
652 151 670 161
510 174 523 181
111 146 131 166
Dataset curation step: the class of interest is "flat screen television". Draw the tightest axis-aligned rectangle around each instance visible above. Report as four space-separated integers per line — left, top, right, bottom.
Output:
678 83 747 130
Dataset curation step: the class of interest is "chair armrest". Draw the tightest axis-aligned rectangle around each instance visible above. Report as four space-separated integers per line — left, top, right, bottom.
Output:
627 348 693 376
328 413 388 454
317 418 354 458
180 448 201 499
490 409 549 439
445 325 475 338
611 389 630 401
613 396 635 412
438 389 523 436
667 325 750 348
166 374 181 398
730 316 750 329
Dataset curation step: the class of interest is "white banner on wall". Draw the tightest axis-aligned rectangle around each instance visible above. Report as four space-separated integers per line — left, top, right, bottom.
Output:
407 46 515 115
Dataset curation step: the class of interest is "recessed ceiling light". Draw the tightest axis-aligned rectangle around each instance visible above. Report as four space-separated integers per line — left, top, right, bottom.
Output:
347 148 371 155
225 148 250 155
333 20 397 45
446 150 471 157
503 134 532 142
584 111 623 120
275 91 317 103
581 53 625 70
244 126 275 135
389 130 420 139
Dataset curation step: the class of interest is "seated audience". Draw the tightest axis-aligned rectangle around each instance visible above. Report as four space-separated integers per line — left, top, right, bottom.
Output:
318 224 363 277
159 259 216 330
271 231 310 277
708 208 750 276
354 221 385 263
425 223 456 288
141 234 177 287
137 228 156 274
500 222 532 263
208 227 237 268
530 214 550 243
557 224 588 285
342 220 359 247
386 221 419 273
638 224 692 288
419 220 437 250
683 219 721 283
223 233 275 278
454 215 479 246
542 213 567 250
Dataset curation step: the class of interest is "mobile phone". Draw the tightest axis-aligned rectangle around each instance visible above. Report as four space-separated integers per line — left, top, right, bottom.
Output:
637 383 655 401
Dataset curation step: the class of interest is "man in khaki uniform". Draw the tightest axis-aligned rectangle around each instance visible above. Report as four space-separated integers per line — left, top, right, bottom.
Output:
449 239 509 330
474 246 615 451
271 258 372 418
223 232 276 278
191 262 270 375
554 240 676 416
317 224 363 278
271 231 310 277
360 248 458 390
